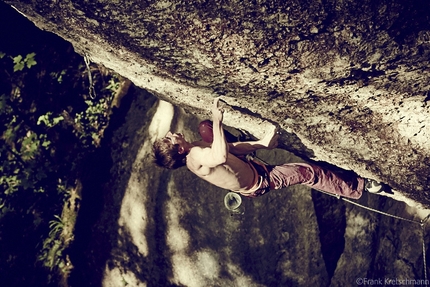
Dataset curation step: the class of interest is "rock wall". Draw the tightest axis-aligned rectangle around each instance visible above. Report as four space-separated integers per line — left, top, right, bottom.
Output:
3 0 430 207
69 89 430 287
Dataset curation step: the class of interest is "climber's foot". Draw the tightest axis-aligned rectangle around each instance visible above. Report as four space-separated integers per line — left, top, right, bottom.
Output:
365 179 393 195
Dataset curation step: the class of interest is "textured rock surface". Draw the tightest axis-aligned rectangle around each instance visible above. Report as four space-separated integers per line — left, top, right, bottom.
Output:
3 0 430 285
68 90 429 286
4 0 430 207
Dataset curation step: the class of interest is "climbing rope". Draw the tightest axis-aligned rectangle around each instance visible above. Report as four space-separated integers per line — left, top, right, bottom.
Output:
342 197 428 225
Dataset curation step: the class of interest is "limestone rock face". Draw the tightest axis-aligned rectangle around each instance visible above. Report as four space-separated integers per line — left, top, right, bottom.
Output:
4 0 430 206
69 90 429 287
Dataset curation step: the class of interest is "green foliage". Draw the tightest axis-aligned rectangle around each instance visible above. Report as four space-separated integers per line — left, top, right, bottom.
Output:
0 41 123 285
38 215 66 271
49 69 67 84
12 52 37 72
75 98 110 146
37 112 64 128
105 76 121 93
73 73 120 146
0 6 129 286
0 48 117 203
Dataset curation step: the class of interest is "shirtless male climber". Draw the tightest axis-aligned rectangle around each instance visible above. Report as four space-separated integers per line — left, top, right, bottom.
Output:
153 98 387 199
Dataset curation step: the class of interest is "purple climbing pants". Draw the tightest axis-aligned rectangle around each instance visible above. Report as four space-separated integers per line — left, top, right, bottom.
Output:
242 160 365 199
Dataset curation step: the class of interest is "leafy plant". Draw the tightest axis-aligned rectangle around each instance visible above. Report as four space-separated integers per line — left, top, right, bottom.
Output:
37 112 64 128
12 52 37 72
49 215 64 237
38 215 67 273
0 49 119 205
0 43 123 286
73 73 120 147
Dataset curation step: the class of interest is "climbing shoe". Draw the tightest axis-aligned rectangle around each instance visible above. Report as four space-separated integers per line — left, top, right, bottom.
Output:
365 179 384 193
364 179 394 195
